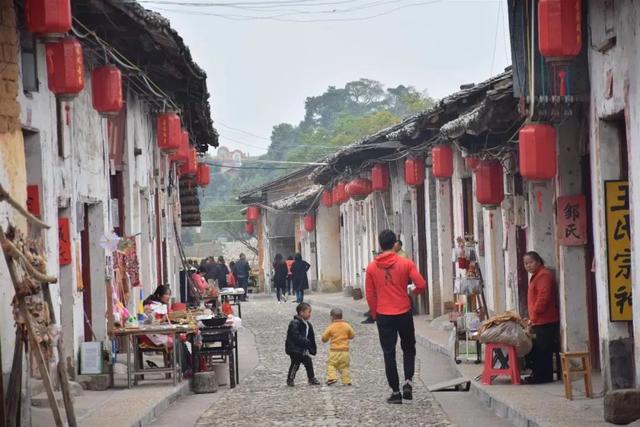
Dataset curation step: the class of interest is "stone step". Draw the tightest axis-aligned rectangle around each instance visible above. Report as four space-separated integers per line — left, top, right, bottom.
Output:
31 392 70 408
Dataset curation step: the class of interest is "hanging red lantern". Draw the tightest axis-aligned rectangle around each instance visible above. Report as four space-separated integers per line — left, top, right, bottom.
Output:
432 145 454 179
475 161 504 207
404 157 425 186
333 182 347 205
91 65 123 116
245 222 255 235
196 163 210 187
170 130 190 164
465 156 481 171
538 0 582 60
157 113 182 153
180 148 198 177
45 38 84 98
346 178 372 201
25 0 71 40
371 164 389 192
321 190 333 208
519 123 557 180
303 215 315 232
247 206 260 222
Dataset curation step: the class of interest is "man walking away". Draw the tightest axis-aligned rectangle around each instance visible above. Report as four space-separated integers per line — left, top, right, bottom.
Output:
204 257 219 285
235 253 251 301
365 230 426 404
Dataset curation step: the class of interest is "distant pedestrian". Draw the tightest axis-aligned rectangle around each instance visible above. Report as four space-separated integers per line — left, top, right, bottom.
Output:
321 308 355 386
228 261 237 288
366 229 426 404
285 302 320 386
217 256 229 288
291 253 311 303
273 253 288 303
203 257 219 285
286 255 295 296
394 239 408 259
235 253 251 301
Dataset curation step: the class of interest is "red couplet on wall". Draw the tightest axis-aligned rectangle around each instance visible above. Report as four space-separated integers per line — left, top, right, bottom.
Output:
519 123 557 180
157 113 182 153
25 0 71 38
196 163 210 187
303 215 315 232
475 161 504 207
538 0 582 60
371 164 389 192
346 178 372 201
245 222 255 235
465 156 481 171
333 182 347 205
404 157 425 186
91 65 123 116
321 190 333 208
170 130 190 164
45 38 84 98
58 217 71 265
247 206 260 222
432 145 454 179
180 148 198 177
27 185 41 217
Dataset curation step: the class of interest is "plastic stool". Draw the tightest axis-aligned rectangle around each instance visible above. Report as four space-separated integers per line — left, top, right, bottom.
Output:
481 343 521 385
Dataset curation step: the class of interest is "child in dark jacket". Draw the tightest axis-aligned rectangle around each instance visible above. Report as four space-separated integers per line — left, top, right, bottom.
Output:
285 302 321 386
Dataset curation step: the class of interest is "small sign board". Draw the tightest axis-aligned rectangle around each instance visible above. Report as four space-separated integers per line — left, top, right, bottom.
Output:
557 195 587 246
81 342 103 375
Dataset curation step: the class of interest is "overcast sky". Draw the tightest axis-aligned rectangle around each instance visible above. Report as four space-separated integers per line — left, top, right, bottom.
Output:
146 0 511 156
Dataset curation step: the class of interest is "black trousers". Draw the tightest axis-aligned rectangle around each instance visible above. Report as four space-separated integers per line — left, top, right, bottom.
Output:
376 311 416 392
287 353 315 381
526 322 559 383
276 286 287 301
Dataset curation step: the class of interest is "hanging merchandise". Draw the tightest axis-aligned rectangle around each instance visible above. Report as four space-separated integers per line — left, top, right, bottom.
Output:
246 206 260 222
196 163 210 187
538 0 582 60
303 215 315 232
371 164 389 192
404 157 425 186
157 113 182 153
25 0 71 40
346 178 372 201
465 156 481 171
519 123 557 180
333 182 348 205
245 222 255 235
169 130 189 164
180 148 198 177
432 145 454 179
91 65 123 116
321 190 333 208
45 38 84 98
475 161 504 207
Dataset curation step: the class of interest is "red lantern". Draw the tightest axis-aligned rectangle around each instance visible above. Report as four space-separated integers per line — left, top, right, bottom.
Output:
371 164 389 192
91 65 123 116
321 190 333 208
170 130 190 164
519 123 557 180
157 113 182 153
538 0 582 60
25 0 71 39
247 206 260 222
346 178 372 201
333 182 347 205
245 222 255 235
180 148 198 177
432 145 453 179
196 163 210 187
303 215 315 232
475 161 504 207
465 156 481 171
45 38 84 98
404 158 425 186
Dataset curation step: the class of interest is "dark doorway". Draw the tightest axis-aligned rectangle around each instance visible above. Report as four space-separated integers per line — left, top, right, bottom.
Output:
81 203 92 341
416 185 429 314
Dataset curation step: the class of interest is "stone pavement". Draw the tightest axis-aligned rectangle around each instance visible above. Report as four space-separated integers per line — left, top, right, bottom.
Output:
196 297 453 427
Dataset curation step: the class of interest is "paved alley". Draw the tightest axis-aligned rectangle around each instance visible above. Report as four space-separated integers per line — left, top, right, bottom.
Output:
195 297 452 427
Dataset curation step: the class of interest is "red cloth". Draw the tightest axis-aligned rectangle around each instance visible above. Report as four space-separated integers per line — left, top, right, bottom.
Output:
527 266 560 326
191 272 208 293
365 251 426 319
227 273 237 287
286 260 294 276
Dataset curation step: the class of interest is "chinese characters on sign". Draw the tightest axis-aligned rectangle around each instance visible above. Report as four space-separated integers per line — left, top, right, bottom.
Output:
557 195 587 246
59 217 72 266
26 185 41 217
605 181 632 321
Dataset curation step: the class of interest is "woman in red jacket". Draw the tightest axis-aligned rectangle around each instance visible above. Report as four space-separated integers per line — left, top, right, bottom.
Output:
523 251 559 384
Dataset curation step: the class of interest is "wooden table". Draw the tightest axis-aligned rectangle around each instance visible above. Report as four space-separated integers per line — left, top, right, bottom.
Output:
113 325 193 388
220 290 244 318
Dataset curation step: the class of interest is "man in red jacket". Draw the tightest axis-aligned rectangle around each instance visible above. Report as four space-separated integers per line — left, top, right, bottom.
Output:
366 229 426 404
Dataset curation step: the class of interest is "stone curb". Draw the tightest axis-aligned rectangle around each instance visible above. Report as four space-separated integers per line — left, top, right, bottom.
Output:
128 381 191 427
307 296 540 427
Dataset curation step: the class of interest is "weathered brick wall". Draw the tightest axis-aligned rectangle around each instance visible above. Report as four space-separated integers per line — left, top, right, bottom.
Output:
0 0 19 133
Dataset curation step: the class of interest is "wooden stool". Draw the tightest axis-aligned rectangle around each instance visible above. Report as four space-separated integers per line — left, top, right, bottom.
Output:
481 344 521 385
560 352 593 400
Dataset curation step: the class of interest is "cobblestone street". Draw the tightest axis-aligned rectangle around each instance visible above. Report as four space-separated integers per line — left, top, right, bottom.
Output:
196 297 452 426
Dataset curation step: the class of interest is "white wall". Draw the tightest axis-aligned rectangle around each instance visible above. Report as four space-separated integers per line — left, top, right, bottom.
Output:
316 205 341 291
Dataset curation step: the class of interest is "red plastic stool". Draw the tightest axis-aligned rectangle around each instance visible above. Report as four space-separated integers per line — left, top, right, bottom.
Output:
481 343 521 385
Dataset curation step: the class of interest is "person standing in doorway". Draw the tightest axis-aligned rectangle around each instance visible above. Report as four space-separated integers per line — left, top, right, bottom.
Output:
291 253 311 303
273 253 289 303
235 253 251 301
286 255 295 296
366 229 426 404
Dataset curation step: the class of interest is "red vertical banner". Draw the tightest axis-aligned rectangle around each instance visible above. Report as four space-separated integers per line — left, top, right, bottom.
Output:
557 195 587 246
59 217 72 265
26 185 41 217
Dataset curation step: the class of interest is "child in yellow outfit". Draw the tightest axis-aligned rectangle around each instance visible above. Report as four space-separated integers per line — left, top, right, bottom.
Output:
321 308 355 386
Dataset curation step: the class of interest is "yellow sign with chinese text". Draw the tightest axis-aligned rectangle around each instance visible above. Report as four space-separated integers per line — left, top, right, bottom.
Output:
605 180 631 322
